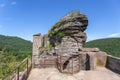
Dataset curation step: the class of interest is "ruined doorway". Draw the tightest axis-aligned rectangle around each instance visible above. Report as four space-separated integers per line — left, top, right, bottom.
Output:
57 54 80 74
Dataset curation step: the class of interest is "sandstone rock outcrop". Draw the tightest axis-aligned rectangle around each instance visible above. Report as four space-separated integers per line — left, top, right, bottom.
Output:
48 11 88 55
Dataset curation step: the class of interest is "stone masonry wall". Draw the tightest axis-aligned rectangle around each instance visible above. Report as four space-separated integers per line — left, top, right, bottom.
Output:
43 34 49 47
57 36 83 55
80 48 107 70
33 34 42 66
106 55 120 74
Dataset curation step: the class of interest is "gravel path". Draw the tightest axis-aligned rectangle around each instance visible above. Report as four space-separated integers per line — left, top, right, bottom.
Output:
27 67 120 80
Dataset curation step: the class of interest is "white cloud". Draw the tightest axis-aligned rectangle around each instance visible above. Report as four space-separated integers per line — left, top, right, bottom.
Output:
108 33 120 37
0 1 16 8
0 3 5 8
11 1 16 5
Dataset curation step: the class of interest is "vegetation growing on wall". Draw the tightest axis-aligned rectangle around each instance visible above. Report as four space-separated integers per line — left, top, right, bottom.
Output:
48 21 65 50
69 10 80 17
57 32 65 38
45 43 53 51
42 37 45 47
48 31 65 50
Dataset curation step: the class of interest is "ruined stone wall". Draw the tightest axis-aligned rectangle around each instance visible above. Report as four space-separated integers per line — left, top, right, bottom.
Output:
80 48 107 70
106 55 120 74
32 12 116 73
33 34 42 55
43 34 49 47
39 56 57 68
57 36 82 55
57 54 81 74
33 34 42 66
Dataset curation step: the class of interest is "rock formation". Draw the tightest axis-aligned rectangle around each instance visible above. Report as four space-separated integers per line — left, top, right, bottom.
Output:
33 11 108 74
48 11 88 55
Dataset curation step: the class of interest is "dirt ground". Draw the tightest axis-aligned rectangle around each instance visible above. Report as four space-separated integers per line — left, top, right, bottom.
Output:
27 67 120 80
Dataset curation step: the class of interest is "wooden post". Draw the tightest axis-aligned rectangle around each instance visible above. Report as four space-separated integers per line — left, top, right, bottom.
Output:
31 57 32 70
17 66 20 80
31 56 33 68
27 58 29 77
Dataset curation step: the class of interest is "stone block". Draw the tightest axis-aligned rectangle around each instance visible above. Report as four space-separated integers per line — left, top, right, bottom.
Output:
82 48 100 52
96 51 107 67
79 53 87 70
87 52 96 70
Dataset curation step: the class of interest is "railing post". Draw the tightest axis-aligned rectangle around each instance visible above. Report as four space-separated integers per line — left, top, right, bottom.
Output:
31 56 32 68
27 58 29 77
17 66 20 80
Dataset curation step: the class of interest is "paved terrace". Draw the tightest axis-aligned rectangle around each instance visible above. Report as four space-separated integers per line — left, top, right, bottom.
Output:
27 67 120 80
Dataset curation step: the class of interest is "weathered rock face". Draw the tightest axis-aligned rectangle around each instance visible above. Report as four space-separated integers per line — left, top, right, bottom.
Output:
51 12 88 33
57 36 83 55
48 12 88 55
60 13 88 32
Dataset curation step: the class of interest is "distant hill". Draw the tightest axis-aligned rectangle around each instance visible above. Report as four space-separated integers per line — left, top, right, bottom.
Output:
84 38 120 57
0 34 32 52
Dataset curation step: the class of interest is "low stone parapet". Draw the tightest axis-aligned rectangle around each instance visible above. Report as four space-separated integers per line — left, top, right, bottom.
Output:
106 55 120 74
80 49 107 70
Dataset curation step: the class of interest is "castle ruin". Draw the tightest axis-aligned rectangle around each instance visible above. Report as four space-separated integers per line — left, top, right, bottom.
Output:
32 11 120 74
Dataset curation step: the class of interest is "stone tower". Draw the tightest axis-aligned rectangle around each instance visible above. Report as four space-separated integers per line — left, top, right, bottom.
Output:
33 33 42 66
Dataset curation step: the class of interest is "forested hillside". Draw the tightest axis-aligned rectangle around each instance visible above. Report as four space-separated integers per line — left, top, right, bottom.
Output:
84 38 120 57
0 35 32 52
0 35 32 78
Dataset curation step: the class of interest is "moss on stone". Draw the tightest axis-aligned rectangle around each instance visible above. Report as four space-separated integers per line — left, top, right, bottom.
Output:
45 43 54 51
57 32 65 38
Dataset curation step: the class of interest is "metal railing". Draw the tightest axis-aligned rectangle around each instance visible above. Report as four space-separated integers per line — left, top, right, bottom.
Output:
2 56 32 80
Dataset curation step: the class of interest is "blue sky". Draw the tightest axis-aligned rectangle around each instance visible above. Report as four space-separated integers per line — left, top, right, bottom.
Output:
0 0 120 41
